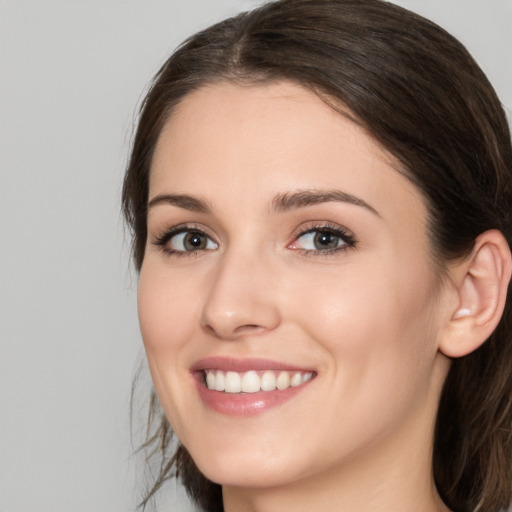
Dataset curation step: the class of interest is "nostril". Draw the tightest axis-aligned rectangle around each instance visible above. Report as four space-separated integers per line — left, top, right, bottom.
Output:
233 324 266 335
202 322 267 339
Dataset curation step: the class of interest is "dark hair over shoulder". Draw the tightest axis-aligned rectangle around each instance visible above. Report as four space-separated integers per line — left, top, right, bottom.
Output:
123 1 512 511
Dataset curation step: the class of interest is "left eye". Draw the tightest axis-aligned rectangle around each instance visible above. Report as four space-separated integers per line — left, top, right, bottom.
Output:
165 230 218 252
290 228 352 252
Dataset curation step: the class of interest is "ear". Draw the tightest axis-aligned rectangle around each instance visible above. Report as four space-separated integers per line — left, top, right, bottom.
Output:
439 230 511 358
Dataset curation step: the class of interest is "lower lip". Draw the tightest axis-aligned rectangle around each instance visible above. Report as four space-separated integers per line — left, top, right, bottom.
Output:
193 373 313 416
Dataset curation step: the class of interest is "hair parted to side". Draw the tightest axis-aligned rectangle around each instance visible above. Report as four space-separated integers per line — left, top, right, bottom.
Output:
122 1 512 511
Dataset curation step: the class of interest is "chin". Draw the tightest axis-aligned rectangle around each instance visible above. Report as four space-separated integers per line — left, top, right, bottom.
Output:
188 441 304 489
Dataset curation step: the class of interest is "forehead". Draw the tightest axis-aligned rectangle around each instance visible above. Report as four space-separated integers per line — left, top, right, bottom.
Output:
150 81 425 224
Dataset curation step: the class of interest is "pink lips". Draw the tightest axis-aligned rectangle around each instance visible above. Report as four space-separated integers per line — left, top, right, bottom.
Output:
191 357 316 416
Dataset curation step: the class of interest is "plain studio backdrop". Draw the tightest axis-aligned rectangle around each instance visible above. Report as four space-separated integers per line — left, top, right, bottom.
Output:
0 1 511 511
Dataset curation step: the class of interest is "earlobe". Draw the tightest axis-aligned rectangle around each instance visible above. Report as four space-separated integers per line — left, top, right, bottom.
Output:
440 230 511 358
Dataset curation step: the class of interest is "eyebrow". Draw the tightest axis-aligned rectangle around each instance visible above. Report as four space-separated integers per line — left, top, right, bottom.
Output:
271 189 380 216
147 194 212 213
147 189 379 217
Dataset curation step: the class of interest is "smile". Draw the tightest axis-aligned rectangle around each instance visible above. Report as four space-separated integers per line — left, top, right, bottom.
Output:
205 369 314 393
192 358 317 416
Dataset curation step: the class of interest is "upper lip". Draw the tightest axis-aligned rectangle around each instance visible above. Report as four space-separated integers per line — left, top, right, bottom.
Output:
190 356 315 373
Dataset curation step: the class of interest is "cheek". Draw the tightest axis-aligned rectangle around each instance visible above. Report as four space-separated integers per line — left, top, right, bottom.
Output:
295 257 436 337
137 262 198 352
290 255 441 403
289 263 442 466
137 262 201 427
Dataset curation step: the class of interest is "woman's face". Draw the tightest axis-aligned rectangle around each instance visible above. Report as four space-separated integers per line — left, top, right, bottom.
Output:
138 82 451 490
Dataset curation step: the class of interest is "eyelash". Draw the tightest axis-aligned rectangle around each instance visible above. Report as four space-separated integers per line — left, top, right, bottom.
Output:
291 222 357 256
152 224 216 258
152 222 357 258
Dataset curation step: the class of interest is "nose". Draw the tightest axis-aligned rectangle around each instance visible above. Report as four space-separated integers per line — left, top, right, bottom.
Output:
200 250 281 340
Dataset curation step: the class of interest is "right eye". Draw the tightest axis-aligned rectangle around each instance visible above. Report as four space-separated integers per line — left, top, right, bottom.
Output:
154 228 218 255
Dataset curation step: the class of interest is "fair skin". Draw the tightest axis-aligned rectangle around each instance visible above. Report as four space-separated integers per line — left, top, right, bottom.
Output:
138 81 466 512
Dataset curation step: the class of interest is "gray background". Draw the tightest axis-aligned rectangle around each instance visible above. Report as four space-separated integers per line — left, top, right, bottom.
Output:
1 1 511 511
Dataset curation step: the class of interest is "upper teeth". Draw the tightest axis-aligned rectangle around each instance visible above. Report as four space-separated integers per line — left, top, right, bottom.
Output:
205 370 313 393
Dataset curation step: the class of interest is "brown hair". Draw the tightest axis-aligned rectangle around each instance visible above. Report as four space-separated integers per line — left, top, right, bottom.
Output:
123 1 512 511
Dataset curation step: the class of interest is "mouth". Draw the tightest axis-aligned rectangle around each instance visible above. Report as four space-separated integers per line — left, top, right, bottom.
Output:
204 369 314 393
191 357 317 416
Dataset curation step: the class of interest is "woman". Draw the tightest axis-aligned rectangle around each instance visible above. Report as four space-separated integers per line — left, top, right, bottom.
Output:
123 1 512 511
